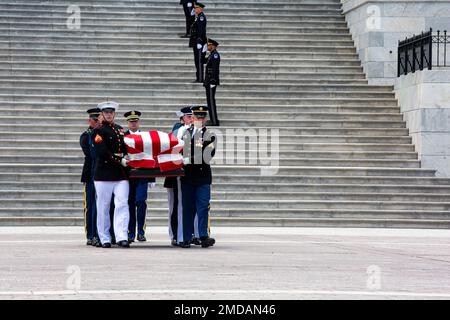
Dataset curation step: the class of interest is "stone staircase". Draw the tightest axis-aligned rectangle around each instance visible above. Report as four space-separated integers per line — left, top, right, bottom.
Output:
0 0 449 228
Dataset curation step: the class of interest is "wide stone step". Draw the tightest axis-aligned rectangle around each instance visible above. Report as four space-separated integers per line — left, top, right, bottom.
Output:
0 88 393 99
0 156 421 168
0 20 348 32
0 109 404 121
0 3 343 12
0 14 345 26
0 143 417 154
0 15 347 25
0 105 401 116
0 134 413 145
0 36 356 48
0 125 410 136
2 56 362 67
3 182 450 194
0 80 392 93
0 62 365 74
2 198 450 211
0 22 351 35
0 75 370 86
2 215 449 229
1 29 353 40
0 116 407 129
4 190 450 202
0 95 398 107
0 164 436 177
2 0 341 5
0 50 361 60
0 3 342 11
0 68 367 80
0 41 356 53
0 172 447 185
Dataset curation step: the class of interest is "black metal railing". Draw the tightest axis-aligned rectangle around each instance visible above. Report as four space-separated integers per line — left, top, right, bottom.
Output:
433 29 449 67
397 28 449 77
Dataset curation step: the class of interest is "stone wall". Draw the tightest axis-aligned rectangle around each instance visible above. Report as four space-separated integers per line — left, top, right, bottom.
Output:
341 0 450 85
394 70 450 177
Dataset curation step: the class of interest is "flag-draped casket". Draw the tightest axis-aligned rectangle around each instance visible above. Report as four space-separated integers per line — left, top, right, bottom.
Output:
124 131 185 178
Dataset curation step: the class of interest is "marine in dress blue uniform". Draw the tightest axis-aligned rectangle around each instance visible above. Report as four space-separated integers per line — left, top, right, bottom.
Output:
204 39 221 126
124 110 154 243
179 106 216 248
92 101 131 248
80 107 101 246
189 3 207 83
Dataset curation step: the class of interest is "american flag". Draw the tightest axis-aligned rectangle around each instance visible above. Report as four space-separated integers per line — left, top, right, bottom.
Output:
124 131 184 172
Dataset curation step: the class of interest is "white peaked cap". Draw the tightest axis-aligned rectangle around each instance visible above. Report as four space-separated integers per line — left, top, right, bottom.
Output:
97 101 119 111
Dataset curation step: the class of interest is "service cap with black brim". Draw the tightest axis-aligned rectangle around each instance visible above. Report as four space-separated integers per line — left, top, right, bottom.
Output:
191 105 209 118
97 101 119 112
87 107 101 119
208 39 219 47
124 110 142 121
195 2 205 8
176 106 194 117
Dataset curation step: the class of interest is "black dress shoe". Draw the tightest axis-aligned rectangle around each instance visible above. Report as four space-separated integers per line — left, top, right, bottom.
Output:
86 239 93 246
191 238 201 246
137 234 147 242
179 241 191 248
117 240 130 248
102 243 111 248
92 237 100 247
171 239 179 247
200 237 216 248
128 238 135 243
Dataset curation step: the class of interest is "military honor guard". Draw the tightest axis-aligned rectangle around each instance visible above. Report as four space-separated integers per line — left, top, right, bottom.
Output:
179 0 197 38
92 101 131 248
179 106 216 248
189 2 208 83
204 38 221 126
165 107 194 246
80 107 101 246
124 110 154 243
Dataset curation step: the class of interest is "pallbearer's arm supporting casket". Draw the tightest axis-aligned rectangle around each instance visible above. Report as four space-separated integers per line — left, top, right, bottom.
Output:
124 131 185 178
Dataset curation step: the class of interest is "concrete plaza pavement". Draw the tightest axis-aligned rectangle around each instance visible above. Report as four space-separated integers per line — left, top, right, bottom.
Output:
1 226 450 300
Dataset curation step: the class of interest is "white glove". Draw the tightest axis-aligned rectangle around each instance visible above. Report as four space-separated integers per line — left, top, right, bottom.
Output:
197 43 202 50
210 85 216 88
187 3 192 7
120 158 128 167
149 182 156 188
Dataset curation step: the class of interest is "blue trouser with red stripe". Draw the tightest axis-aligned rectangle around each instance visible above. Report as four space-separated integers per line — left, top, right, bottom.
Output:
84 181 97 240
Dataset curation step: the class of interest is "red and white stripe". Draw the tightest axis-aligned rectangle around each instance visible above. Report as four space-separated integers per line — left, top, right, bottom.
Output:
124 131 184 172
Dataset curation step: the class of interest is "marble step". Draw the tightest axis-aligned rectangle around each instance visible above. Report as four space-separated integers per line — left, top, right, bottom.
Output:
0 164 436 177
1 215 449 228
3 182 450 194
